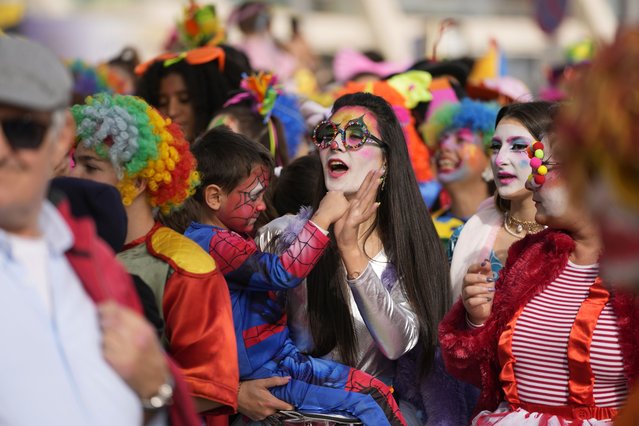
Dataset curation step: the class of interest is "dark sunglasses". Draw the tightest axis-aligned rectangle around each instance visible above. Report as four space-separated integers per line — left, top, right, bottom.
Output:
312 119 386 151
1 116 50 151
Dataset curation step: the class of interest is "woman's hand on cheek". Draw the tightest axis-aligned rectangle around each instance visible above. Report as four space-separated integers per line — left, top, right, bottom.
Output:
335 169 382 255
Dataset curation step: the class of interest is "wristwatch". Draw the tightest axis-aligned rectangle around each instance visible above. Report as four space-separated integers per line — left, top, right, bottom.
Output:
141 377 174 410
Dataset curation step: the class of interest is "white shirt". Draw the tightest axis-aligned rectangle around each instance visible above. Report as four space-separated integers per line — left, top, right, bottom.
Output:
7 233 52 315
0 201 142 426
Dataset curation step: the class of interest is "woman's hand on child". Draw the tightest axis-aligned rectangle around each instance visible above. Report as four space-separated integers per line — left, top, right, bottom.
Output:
334 169 382 254
312 191 349 230
237 376 294 420
462 261 495 326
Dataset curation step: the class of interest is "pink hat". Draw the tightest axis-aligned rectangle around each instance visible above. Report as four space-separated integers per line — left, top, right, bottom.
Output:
333 48 409 83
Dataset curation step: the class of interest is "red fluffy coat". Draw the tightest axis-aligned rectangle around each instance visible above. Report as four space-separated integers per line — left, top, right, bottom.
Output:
438 228 639 415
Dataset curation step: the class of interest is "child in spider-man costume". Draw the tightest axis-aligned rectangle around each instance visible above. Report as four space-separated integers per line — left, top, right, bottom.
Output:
184 127 406 425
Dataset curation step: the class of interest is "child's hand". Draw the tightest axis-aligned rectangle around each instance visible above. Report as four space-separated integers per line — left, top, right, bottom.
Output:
311 191 349 230
462 261 495 326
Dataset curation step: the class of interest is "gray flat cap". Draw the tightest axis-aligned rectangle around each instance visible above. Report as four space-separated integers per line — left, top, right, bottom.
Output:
0 35 72 111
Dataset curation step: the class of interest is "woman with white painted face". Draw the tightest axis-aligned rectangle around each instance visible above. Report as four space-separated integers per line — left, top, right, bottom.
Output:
241 92 451 424
448 102 555 300
424 98 499 245
303 92 450 387
439 126 639 425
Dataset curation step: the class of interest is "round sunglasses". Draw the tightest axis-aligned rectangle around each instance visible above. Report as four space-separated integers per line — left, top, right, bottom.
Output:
312 119 386 150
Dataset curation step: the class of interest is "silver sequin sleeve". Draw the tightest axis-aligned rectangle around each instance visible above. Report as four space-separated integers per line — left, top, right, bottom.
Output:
347 263 419 360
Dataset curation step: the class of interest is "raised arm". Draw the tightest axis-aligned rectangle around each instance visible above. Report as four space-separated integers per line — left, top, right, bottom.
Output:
208 191 349 292
209 221 329 291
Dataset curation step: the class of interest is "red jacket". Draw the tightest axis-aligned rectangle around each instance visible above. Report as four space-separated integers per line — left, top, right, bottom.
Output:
439 228 639 415
58 200 200 426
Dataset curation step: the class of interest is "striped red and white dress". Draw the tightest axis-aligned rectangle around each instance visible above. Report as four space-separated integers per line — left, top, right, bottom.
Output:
474 262 629 425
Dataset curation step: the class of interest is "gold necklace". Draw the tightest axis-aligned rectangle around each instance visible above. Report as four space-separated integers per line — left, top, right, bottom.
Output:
503 211 545 238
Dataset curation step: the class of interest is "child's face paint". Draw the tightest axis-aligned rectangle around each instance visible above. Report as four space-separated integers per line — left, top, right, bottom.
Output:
217 164 270 234
319 106 385 196
490 120 535 199
435 128 488 184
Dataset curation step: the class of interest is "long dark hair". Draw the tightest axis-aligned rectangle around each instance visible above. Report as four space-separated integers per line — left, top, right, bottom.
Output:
306 92 451 374
494 101 557 212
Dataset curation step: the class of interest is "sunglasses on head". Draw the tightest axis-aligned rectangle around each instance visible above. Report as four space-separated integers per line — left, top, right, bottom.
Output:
312 119 386 151
1 116 50 151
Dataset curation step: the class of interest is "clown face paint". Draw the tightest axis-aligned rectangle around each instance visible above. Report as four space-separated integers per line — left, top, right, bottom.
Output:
319 106 385 196
435 128 488 184
490 120 535 199
217 164 270 234
526 137 568 226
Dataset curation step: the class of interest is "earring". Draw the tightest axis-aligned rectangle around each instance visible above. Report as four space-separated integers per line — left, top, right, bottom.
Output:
380 165 387 191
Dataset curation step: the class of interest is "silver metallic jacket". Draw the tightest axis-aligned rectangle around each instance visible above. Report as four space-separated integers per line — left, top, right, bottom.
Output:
256 214 420 382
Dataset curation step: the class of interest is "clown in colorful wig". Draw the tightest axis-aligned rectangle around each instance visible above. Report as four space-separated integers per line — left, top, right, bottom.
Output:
422 98 499 243
71 93 199 215
71 93 239 422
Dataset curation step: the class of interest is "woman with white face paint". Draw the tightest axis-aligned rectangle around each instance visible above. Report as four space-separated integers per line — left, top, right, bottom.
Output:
423 98 500 245
283 93 450 423
245 93 451 424
448 102 555 300
440 127 639 425
305 92 450 381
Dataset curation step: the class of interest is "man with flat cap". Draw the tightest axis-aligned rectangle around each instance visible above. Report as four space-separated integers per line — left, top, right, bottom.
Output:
0 35 198 425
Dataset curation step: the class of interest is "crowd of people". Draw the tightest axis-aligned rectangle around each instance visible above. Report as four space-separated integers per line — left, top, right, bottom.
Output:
1 1 639 425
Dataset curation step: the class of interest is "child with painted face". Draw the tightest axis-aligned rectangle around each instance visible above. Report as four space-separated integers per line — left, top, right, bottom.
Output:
448 101 554 299
423 98 500 244
440 128 639 424
184 126 407 426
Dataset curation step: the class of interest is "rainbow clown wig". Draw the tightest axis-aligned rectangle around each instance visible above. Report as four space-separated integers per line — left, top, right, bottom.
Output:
422 98 499 151
72 93 200 214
